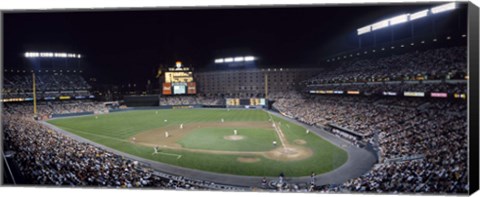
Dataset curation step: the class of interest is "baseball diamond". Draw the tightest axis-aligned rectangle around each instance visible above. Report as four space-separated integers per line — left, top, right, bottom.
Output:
45 109 351 177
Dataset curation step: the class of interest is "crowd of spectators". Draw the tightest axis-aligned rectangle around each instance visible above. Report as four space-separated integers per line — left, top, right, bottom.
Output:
306 46 467 85
2 73 91 99
2 89 469 193
307 82 467 95
159 95 224 106
2 102 242 190
272 91 468 193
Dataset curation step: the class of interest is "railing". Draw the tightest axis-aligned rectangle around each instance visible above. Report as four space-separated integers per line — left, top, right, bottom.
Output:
384 154 425 163
2 151 16 185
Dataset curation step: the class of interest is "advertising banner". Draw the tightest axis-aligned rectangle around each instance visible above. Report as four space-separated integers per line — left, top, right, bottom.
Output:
430 92 448 98
404 92 425 97
187 82 196 94
163 83 172 95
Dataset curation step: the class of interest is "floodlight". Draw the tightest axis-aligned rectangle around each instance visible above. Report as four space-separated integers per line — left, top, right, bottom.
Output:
244 56 255 61
24 52 30 57
77 54 82 58
462 34 466 37
234 57 244 62
431 3 456 14
214 58 224 63
55 53 66 58
410 9 429 20
389 14 409 25
224 57 233 63
357 25 371 35
371 19 389 31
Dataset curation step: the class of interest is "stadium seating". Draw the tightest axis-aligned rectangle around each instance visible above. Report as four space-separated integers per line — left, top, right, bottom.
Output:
306 46 467 85
2 73 92 99
2 102 236 190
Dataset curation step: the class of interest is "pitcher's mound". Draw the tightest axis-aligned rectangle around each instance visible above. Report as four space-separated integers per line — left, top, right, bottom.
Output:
224 135 245 141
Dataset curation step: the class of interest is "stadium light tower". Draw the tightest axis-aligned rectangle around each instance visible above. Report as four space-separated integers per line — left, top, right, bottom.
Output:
214 56 256 64
357 25 371 35
224 57 234 63
389 14 409 26
410 9 429 20
214 58 224 63
371 19 389 31
233 57 244 62
431 2 456 14
244 56 255 61
24 51 82 59
356 3 457 37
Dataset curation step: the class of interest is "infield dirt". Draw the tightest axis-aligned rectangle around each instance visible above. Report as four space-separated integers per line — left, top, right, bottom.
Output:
133 121 313 162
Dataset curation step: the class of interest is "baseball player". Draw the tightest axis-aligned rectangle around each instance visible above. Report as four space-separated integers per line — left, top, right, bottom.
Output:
152 146 159 155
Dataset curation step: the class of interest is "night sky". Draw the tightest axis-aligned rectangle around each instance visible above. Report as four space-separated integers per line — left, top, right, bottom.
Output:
3 2 460 84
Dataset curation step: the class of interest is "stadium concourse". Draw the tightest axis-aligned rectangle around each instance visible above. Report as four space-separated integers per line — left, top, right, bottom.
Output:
2 45 469 193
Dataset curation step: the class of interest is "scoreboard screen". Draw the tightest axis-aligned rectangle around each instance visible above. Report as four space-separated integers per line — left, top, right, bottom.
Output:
165 72 194 83
173 83 186 94
163 82 196 95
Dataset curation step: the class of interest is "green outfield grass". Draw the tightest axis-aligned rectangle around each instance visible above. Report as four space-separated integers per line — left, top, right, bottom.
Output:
47 109 348 177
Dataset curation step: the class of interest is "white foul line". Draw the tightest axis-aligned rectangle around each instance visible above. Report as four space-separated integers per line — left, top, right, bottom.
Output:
267 113 288 149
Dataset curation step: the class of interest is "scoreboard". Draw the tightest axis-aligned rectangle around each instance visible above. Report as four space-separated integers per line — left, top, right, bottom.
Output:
165 71 193 83
226 98 266 107
163 81 196 95
162 61 196 95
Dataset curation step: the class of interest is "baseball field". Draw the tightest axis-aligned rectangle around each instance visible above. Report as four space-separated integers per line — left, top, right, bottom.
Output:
46 109 348 177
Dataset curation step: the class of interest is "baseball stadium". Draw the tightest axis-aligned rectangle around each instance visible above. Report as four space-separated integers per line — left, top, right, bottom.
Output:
2 2 478 195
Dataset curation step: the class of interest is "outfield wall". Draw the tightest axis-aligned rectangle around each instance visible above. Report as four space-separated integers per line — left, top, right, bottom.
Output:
51 111 94 118
50 104 261 117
